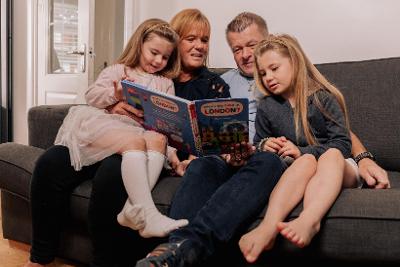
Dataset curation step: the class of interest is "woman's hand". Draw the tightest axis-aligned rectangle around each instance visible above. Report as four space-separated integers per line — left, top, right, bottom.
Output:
106 101 144 124
358 158 390 189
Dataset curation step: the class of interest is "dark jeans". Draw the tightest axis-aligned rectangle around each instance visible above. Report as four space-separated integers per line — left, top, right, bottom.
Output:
29 145 137 266
169 151 284 266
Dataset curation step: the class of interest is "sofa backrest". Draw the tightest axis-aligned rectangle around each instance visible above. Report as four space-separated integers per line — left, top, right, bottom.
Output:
315 57 400 172
29 58 399 171
28 104 75 150
214 57 400 171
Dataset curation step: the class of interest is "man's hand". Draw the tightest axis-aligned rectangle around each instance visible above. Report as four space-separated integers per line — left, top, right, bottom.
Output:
358 158 390 189
223 142 256 167
106 101 144 124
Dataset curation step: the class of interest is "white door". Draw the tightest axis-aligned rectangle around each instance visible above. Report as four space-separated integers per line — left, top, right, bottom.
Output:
37 0 94 105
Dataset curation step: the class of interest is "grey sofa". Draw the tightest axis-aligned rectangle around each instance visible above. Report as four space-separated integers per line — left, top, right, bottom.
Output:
1 57 400 266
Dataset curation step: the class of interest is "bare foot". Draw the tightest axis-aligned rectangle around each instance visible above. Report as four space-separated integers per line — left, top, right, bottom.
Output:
277 217 320 248
238 225 278 263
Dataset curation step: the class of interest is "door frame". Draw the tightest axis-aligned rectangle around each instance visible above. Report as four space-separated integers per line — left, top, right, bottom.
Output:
1 0 13 142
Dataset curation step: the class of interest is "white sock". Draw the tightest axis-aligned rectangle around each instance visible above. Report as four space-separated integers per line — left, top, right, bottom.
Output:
117 199 145 230
118 150 188 237
147 150 166 190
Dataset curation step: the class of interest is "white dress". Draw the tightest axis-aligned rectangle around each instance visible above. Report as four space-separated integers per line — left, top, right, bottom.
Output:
55 64 175 171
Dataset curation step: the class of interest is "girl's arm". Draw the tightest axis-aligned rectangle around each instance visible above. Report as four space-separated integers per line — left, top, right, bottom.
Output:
254 105 274 148
298 92 351 159
85 64 124 108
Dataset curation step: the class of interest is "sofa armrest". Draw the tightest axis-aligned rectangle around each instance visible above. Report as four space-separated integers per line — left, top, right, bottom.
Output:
0 142 44 198
28 104 75 149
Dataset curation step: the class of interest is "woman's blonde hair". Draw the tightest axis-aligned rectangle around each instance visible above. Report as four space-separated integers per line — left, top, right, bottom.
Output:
170 9 211 66
254 34 350 145
117 18 180 79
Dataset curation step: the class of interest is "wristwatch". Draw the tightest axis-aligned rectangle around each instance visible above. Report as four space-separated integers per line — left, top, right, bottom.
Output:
354 151 375 165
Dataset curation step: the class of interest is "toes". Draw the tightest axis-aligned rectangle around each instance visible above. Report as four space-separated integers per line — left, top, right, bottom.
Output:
286 229 296 240
246 243 264 263
279 226 291 237
239 238 252 257
276 221 287 231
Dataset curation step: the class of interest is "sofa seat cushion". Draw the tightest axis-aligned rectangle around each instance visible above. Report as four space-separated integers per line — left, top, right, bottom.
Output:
264 171 400 263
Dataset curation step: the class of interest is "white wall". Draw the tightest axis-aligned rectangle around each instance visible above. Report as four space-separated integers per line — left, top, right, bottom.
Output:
13 0 36 144
132 0 400 67
11 0 400 144
94 0 124 79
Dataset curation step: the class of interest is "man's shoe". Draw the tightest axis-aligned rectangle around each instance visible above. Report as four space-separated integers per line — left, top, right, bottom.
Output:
135 240 186 267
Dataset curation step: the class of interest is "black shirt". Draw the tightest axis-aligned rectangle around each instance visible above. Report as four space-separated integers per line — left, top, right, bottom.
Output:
174 66 230 101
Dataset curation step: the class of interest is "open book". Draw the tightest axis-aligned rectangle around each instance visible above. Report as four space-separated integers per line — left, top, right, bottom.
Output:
121 80 249 157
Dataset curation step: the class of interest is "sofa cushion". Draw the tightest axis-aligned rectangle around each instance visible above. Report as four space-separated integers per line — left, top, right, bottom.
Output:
315 57 400 172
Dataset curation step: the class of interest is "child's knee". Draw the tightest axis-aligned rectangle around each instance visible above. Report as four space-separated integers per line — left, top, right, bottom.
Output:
144 131 167 151
121 137 146 152
323 148 344 160
298 154 317 166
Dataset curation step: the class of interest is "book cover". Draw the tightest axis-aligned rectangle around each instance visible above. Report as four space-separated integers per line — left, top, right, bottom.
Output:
121 80 249 156
194 99 249 155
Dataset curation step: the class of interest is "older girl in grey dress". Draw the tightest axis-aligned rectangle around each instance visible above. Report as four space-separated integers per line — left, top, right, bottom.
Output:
239 34 360 263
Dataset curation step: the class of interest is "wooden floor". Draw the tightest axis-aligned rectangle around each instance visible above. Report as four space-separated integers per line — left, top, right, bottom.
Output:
0 194 77 267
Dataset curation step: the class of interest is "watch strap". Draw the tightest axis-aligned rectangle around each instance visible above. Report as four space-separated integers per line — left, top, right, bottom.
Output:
354 151 375 165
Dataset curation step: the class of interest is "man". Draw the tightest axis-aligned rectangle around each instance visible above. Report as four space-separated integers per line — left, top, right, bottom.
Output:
222 12 389 188
135 12 390 267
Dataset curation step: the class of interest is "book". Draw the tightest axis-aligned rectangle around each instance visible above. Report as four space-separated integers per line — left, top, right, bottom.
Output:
121 80 249 157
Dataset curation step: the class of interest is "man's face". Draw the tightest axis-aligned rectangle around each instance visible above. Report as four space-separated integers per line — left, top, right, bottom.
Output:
227 24 266 77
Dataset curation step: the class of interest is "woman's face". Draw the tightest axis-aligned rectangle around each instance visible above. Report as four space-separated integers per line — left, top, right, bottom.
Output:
257 49 294 100
179 28 209 71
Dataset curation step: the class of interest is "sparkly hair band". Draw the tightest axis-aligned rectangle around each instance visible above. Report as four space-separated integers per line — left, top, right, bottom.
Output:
144 22 174 36
259 35 290 48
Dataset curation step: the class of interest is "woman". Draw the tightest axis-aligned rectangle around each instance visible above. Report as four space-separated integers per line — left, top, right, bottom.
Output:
87 8 230 266
88 9 230 266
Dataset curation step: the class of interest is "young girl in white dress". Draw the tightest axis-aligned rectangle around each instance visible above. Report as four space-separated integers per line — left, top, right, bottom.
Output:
55 18 189 238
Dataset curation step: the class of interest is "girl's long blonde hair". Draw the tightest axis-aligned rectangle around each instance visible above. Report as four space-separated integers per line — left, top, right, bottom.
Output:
254 34 350 145
117 18 180 79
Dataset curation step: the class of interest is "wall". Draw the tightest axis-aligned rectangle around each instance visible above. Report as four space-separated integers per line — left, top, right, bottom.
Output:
132 0 400 67
12 0 35 144
94 0 124 80
11 0 400 144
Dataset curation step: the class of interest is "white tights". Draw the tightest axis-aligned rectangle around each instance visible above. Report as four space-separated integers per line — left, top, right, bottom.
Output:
117 150 188 238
